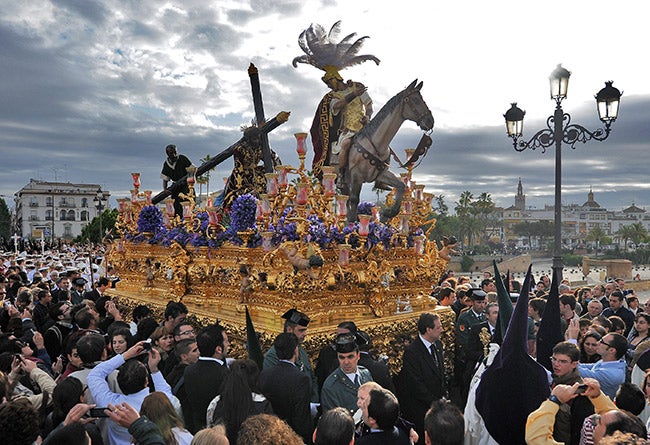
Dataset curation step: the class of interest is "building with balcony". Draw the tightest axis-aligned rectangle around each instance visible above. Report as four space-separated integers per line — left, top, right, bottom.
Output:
15 179 110 240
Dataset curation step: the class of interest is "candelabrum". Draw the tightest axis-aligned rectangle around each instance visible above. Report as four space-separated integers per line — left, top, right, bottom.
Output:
117 130 441 261
115 172 150 235
295 132 308 170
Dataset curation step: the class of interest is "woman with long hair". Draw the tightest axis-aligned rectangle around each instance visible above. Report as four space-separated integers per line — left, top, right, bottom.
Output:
207 359 272 444
629 314 650 349
579 331 602 364
45 376 103 443
150 326 174 372
625 313 650 371
108 327 134 357
140 391 193 445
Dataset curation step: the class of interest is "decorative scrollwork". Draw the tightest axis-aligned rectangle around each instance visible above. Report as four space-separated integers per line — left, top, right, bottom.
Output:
512 110 612 152
563 123 610 149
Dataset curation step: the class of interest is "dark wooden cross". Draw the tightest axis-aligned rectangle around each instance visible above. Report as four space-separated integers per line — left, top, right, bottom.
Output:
152 64 288 205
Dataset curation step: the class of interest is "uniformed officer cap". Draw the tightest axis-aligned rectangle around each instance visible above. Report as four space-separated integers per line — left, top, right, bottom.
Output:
355 330 372 351
72 277 88 287
281 308 310 327
335 333 358 353
467 288 487 301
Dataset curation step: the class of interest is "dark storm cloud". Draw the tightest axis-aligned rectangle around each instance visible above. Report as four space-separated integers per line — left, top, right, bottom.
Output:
0 24 93 123
0 1 647 217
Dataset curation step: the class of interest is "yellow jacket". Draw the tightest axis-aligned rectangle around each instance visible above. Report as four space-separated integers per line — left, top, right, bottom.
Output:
525 392 616 445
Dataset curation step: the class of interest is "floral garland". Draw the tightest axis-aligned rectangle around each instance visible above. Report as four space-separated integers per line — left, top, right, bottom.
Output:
128 197 402 250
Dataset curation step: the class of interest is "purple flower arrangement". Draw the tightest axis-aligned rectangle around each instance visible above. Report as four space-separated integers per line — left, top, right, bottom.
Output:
357 201 375 215
129 195 401 251
137 205 165 234
230 194 257 232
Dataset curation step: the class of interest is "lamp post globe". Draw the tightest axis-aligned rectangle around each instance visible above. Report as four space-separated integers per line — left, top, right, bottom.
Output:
549 64 571 102
596 81 622 123
504 103 526 138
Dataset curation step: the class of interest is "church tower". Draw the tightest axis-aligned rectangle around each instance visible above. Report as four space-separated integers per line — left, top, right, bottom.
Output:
515 177 526 210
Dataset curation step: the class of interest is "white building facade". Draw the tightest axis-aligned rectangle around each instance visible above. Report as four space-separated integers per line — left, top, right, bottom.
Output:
502 182 650 249
15 179 110 240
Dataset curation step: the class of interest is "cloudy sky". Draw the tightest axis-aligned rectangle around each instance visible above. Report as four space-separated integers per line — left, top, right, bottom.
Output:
1 0 648 213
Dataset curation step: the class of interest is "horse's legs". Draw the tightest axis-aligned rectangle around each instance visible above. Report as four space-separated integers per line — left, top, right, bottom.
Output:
338 167 350 196
346 178 363 223
378 171 406 223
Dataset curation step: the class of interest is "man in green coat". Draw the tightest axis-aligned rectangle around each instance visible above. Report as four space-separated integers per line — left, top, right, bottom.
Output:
321 333 373 414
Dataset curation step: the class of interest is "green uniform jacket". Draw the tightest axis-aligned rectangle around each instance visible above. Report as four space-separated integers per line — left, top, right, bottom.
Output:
320 366 373 413
456 309 486 348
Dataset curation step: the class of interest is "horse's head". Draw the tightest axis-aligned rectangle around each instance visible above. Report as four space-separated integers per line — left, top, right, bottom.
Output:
402 79 434 132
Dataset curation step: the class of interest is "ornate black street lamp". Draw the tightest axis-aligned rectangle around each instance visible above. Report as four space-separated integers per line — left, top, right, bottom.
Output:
93 187 108 244
504 65 622 280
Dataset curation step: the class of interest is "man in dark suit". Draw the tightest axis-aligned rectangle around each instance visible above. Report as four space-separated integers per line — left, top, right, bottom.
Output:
602 290 635 336
356 330 395 393
356 387 410 445
51 276 71 303
259 332 313 443
397 312 446 445
181 323 230 434
264 308 319 403
83 277 109 303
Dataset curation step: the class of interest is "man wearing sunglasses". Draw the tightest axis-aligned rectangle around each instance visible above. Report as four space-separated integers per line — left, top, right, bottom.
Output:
577 333 627 400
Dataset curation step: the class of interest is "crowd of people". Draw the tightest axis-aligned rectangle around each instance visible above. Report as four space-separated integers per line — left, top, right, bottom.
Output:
2 244 650 445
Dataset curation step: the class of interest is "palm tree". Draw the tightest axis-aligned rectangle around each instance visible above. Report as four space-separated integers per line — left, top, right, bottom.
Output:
196 154 212 204
455 191 473 218
586 226 608 257
434 195 448 216
454 191 474 247
615 225 634 252
471 192 497 243
629 222 649 248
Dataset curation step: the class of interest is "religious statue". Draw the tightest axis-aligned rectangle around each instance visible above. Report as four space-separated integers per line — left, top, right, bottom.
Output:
221 126 282 208
292 21 380 180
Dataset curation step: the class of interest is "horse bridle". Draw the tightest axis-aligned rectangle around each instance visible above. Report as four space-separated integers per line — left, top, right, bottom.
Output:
354 89 432 172
402 91 433 134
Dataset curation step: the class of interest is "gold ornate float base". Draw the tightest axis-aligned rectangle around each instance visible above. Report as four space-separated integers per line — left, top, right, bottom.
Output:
107 240 455 373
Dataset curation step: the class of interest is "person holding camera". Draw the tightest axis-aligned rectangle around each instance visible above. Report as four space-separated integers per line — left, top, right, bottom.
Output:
88 340 173 445
526 378 647 445
548 342 594 444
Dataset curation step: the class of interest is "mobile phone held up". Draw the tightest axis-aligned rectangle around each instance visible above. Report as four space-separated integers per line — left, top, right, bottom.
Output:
88 408 110 418
575 384 588 395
